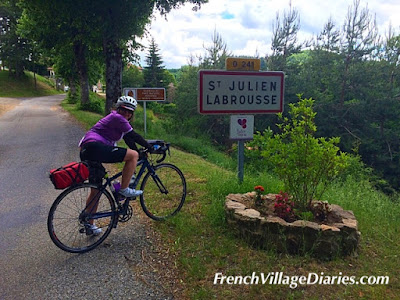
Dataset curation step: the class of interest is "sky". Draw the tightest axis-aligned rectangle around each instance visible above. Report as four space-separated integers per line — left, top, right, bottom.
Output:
137 0 400 69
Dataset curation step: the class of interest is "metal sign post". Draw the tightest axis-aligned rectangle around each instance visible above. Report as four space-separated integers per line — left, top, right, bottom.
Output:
143 102 147 137
230 115 254 182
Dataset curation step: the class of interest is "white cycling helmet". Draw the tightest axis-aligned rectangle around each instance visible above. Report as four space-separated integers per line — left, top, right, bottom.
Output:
116 96 137 111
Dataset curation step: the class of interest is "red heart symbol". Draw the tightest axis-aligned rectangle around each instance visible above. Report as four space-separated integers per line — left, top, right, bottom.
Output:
238 118 247 128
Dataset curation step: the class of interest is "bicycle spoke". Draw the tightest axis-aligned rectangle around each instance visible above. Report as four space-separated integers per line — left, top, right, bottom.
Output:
140 164 186 220
48 184 116 253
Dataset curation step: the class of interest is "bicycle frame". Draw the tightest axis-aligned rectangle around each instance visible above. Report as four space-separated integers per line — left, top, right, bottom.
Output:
82 156 160 222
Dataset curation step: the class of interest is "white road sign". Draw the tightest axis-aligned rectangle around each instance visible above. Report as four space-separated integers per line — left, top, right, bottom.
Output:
199 70 284 114
230 115 254 140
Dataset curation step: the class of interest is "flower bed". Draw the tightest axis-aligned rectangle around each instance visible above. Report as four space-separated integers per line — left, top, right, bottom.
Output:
225 193 361 260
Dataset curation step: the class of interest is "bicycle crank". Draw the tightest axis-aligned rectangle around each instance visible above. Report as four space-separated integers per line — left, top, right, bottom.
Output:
119 205 133 222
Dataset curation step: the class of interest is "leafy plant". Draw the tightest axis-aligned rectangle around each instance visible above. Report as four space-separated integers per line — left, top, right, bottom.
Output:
298 211 314 221
78 92 105 114
254 185 265 206
310 201 331 222
273 191 295 222
255 96 349 212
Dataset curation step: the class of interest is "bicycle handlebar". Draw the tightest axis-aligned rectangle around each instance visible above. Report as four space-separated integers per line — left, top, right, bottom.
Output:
140 140 170 163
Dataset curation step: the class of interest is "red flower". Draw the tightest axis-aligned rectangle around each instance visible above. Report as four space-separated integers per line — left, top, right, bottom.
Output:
254 185 265 192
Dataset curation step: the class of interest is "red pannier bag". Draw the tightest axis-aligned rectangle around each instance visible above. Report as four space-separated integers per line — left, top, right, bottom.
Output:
49 162 89 189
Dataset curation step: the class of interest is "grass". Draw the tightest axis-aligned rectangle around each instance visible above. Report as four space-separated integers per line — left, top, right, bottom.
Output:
4 75 399 298
0 70 61 97
62 102 400 299
154 157 400 299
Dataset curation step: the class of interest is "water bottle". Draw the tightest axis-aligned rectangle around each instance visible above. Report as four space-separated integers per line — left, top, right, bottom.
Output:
153 145 161 152
111 180 126 202
111 180 121 193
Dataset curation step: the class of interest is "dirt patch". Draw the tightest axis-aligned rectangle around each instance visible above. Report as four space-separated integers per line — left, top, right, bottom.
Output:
135 213 188 299
0 98 20 117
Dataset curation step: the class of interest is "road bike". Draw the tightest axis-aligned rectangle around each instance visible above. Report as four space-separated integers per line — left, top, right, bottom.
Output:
47 141 186 253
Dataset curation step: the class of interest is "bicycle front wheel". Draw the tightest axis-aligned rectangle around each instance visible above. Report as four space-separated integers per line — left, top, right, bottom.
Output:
140 163 186 221
47 183 116 253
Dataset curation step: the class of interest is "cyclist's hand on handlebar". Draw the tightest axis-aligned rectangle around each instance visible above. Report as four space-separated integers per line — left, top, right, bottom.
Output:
138 148 149 158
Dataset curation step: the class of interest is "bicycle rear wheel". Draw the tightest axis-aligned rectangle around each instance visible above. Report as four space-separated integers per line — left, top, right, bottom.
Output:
47 183 116 253
140 163 186 221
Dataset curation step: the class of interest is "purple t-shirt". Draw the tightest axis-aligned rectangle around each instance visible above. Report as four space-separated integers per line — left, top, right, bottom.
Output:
79 111 133 146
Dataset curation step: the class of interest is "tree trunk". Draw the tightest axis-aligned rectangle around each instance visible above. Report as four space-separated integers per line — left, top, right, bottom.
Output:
73 41 90 105
104 38 123 115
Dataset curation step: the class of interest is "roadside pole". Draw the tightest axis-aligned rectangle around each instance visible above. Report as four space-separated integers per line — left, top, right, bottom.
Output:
143 102 147 137
230 114 254 182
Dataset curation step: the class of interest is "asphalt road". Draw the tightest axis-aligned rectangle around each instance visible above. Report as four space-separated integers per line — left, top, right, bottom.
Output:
0 96 173 300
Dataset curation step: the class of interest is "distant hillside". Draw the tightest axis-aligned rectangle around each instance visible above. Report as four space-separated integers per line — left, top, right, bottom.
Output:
0 70 61 97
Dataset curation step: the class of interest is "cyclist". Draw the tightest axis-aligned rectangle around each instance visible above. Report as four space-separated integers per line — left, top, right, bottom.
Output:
79 96 151 234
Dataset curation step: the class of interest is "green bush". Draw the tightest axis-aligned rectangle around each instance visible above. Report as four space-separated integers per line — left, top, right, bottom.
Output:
78 93 105 114
250 96 349 212
66 90 79 104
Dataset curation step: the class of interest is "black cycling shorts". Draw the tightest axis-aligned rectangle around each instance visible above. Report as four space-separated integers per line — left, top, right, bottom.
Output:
80 142 127 163
80 142 127 184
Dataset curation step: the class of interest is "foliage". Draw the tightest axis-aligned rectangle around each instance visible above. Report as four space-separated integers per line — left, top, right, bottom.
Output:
0 0 32 77
267 2 302 72
253 97 349 211
198 29 232 69
254 185 264 206
143 38 165 88
17 0 208 114
6 54 400 300
122 65 144 89
7 0 400 192
78 92 105 114
172 32 233 145
310 201 331 222
273 191 295 222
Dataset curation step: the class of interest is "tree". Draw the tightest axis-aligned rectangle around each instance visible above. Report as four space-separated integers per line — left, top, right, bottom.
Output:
0 0 32 78
96 0 208 114
18 0 208 113
339 0 378 106
173 32 232 145
267 1 302 72
143 38 165 88
315 18 340 52
18 0 102 105
198 28 232 69
122 65 144 89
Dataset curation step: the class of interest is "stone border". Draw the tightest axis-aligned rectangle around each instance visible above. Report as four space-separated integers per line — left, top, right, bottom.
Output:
225 193 361 260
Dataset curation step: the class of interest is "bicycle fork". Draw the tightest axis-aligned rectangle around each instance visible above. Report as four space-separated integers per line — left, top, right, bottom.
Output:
151 173 169 194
